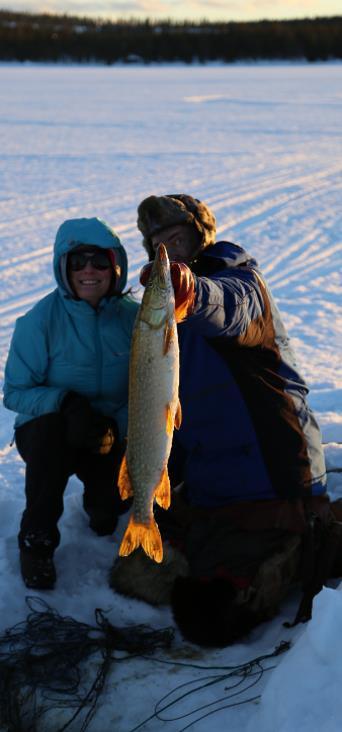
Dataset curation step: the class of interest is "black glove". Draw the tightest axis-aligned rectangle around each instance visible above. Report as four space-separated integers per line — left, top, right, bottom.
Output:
61 392 117 454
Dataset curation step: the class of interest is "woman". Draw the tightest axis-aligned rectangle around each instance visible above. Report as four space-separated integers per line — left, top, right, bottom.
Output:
3 217 138 590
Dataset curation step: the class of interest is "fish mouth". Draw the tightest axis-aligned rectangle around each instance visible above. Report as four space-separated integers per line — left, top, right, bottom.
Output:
156 242 168 263
140 242 173 327
153 243 170 287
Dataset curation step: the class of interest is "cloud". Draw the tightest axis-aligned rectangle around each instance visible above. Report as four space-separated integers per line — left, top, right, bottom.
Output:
4 0 341 20
170 0 339 14
5 0 167 16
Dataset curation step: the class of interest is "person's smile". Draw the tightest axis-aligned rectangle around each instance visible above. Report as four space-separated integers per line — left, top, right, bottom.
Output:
69 260 112 307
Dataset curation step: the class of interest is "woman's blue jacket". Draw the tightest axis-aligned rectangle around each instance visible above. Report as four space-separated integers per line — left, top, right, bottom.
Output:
3 217 139 441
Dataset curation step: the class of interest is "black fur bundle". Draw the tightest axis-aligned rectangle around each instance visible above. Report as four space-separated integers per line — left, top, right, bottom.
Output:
171 576 259 647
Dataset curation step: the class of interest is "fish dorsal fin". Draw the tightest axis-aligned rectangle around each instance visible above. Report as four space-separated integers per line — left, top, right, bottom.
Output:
118 454 134 500
175 399 182 429
155 467 171 509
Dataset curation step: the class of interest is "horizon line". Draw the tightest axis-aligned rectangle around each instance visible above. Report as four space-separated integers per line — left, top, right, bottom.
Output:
1 8 342 24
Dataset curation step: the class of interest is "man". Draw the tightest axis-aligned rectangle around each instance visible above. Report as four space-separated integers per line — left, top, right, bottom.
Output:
110 194 341 646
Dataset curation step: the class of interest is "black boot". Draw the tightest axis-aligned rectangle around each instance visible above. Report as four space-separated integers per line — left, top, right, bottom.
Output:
20 550 56 590
19 531 57 590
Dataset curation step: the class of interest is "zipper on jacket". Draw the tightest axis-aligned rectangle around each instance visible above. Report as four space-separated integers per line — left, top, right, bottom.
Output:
94 311 103 398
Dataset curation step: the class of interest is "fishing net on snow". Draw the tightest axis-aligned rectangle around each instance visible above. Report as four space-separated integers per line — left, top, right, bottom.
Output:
0 596 174 732
0 596 291 732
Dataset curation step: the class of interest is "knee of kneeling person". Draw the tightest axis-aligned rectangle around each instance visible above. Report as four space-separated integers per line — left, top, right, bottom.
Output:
171 576 261 647
15 412 68 459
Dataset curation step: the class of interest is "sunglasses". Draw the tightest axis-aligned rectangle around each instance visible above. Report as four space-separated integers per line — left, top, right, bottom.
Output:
68 250 111 272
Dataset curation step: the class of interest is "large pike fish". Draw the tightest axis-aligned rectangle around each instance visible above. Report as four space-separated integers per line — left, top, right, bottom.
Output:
118 243 181 563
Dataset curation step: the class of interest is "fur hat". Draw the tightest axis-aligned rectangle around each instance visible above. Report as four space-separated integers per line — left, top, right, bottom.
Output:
137 194 216 260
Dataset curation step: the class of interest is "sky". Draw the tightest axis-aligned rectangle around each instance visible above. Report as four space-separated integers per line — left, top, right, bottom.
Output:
2 0 342 22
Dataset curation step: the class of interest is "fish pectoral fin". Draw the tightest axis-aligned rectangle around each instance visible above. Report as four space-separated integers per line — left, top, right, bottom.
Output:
165 400 181 433
155 467 171 510
175 399 182 429
119 515 163 563
163 320 175 355
117 455 134 500
165 403 174 436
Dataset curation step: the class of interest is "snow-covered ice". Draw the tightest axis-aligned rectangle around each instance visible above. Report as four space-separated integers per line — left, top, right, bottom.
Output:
0 62 341 731
248 587 342 732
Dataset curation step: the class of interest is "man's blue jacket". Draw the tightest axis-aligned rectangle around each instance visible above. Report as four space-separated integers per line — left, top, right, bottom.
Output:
171 240 327 506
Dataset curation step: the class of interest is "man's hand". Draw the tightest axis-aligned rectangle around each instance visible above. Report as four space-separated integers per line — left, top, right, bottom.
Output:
140 261 195 322
61 392 117 454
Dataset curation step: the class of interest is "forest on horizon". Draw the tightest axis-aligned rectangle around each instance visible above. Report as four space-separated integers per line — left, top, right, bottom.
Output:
0 11 341 63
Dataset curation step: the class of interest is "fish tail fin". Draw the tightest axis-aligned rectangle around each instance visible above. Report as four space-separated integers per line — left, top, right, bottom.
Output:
118 454 133 500
119 515 163 563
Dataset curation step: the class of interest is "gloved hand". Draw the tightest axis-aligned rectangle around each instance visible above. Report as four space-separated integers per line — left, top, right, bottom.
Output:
60 392 117 454
140 261 195 322
85 414 117 455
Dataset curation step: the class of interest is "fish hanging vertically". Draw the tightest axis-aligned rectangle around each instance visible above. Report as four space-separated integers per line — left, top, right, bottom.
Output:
118 243 181 563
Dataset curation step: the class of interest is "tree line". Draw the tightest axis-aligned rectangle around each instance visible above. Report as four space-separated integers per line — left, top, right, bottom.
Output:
0 11 341 63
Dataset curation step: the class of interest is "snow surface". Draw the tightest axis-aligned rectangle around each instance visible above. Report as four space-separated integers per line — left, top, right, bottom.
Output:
0 63 341 731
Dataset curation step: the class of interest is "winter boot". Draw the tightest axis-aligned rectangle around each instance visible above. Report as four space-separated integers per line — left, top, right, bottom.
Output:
19 531 56 590
20 550 56 590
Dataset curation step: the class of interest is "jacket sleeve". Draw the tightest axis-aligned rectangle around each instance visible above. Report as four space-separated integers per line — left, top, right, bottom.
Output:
3 312 68 418
186 268 266 344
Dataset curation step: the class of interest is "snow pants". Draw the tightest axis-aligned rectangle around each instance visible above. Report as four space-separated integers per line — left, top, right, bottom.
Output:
110 487 342 645
15 412 128 553
157 491 342 645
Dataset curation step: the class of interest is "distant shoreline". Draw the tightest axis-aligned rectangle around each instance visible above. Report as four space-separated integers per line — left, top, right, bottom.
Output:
0 59 341 68
1 12 341 65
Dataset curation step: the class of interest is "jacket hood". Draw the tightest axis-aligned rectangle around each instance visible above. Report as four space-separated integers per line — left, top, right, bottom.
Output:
53 217 128 296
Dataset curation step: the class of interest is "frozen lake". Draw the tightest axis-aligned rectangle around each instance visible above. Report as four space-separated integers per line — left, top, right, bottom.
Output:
0 63 341 731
